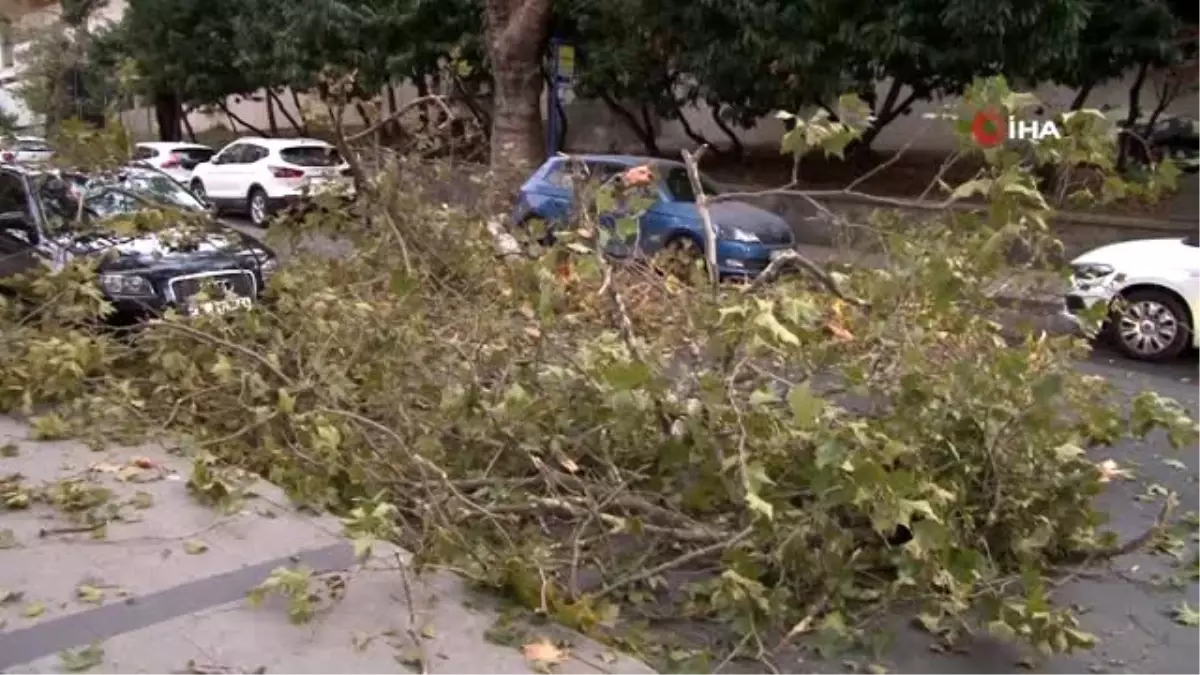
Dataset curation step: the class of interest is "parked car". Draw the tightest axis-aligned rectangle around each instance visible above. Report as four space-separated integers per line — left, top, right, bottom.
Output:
188 137 353 227
0 163 277 324
1062 235 1199 361
511 154 795 278
0 136 53 166
132 142 216 184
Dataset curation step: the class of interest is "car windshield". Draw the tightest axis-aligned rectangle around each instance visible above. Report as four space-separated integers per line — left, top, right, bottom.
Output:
280 145 341 167
660 165 723 202
38 169 206 228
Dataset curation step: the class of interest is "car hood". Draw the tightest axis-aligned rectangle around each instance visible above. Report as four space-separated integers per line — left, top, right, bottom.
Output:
55 219 270 272
1072 238 1196 269
708 201 793 242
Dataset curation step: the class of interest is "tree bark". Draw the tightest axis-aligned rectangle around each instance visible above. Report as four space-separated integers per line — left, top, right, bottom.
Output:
484 0 552 172
217 100 270 137
1069 84 1094 110
180 104 196 142
269 89 304 133
289 89 310 134
265 91 279 135
1117 62 1150 171
153 90 182 141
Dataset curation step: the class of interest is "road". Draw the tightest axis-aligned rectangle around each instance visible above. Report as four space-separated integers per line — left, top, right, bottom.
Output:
226 216 1199 673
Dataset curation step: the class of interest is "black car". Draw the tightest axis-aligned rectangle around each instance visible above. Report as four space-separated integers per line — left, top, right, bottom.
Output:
0 164 278 323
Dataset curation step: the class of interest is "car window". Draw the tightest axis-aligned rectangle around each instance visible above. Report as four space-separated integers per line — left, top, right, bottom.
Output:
14 140 50 152
216 144 246 164
542 161 572 188
584 162 628 182
661 166 721 202
280 145 341 166
133 146 157 160
243 144 268 163
177 147 214 163
0 171 29 217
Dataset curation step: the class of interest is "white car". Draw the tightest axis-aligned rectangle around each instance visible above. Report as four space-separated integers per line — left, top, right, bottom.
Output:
188 137 352 227
132 142 215 184
0 136 53 165
1062 235 1200 361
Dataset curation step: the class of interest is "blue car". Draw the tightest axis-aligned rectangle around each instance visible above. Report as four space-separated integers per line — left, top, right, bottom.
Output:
510 154 796 278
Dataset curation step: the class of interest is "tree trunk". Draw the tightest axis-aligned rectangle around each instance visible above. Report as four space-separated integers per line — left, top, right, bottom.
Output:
1117 62 1150 171
289 89 310 134
269 89 304 133
153 90 182 141
265 91 279 135
180 104 196 142
484 0 552 172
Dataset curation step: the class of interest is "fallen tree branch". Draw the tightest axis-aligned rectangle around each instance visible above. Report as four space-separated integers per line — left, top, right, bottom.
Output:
347 95 455 144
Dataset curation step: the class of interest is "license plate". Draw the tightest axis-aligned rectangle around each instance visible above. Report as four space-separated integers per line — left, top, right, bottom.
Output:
189 296 252 316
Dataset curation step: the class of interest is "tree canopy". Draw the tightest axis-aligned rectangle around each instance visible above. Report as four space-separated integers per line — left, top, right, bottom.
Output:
83 0 1197 163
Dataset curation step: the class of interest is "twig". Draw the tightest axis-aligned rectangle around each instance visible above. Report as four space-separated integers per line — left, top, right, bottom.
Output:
596 526 754 598
156 321 294 385
746 249 868 307
346 95 455 143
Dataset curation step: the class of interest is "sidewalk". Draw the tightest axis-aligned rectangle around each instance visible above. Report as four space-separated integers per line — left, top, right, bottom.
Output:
0 417 655 674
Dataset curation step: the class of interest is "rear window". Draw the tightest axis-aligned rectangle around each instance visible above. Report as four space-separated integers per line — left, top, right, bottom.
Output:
176 147 214 162
15 140 51 152
280 146 341 167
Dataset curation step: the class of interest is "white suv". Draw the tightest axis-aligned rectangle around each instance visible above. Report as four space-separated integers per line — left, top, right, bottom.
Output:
189 137 353 226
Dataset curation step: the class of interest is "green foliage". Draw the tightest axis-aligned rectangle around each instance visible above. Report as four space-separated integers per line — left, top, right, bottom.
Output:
1 77 1196 667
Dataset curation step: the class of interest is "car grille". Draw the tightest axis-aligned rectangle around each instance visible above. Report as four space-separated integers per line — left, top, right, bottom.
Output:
169 271 256 302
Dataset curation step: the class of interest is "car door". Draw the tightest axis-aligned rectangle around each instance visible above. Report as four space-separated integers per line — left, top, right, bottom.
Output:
204 143 247 200
227 144 267 201
0 171 42 279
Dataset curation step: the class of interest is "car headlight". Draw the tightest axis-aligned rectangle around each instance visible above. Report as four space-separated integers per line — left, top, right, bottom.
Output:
99 274 154 296
1070 263 1115 280
720 225 760 243
260 256 279 278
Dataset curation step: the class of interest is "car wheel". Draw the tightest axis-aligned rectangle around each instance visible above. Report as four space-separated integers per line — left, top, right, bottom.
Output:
1110 288 1191 361
654 236 706 282
247 188 269 227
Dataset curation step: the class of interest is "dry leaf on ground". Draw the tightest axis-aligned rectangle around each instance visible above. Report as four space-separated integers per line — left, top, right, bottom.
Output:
522 638 568 669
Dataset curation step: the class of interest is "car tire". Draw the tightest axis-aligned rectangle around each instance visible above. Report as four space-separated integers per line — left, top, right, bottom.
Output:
1109 288 1191 362
247 187 269 227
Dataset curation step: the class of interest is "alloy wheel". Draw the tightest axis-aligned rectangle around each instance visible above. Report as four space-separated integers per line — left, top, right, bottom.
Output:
1116 299 1179 357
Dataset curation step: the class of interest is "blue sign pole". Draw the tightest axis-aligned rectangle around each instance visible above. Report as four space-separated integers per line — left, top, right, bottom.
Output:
547 37 562 157
547 38 576 157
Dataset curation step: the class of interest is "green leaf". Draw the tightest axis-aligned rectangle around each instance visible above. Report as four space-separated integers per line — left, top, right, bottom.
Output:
616 216 638 240
59 643 104 672
949 179 992 201
75 585 105 604
745 491 774 520
603 361 651 390
787 384 825 428
1172 602 1199 626
753 307 801 343
23 600 45 617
